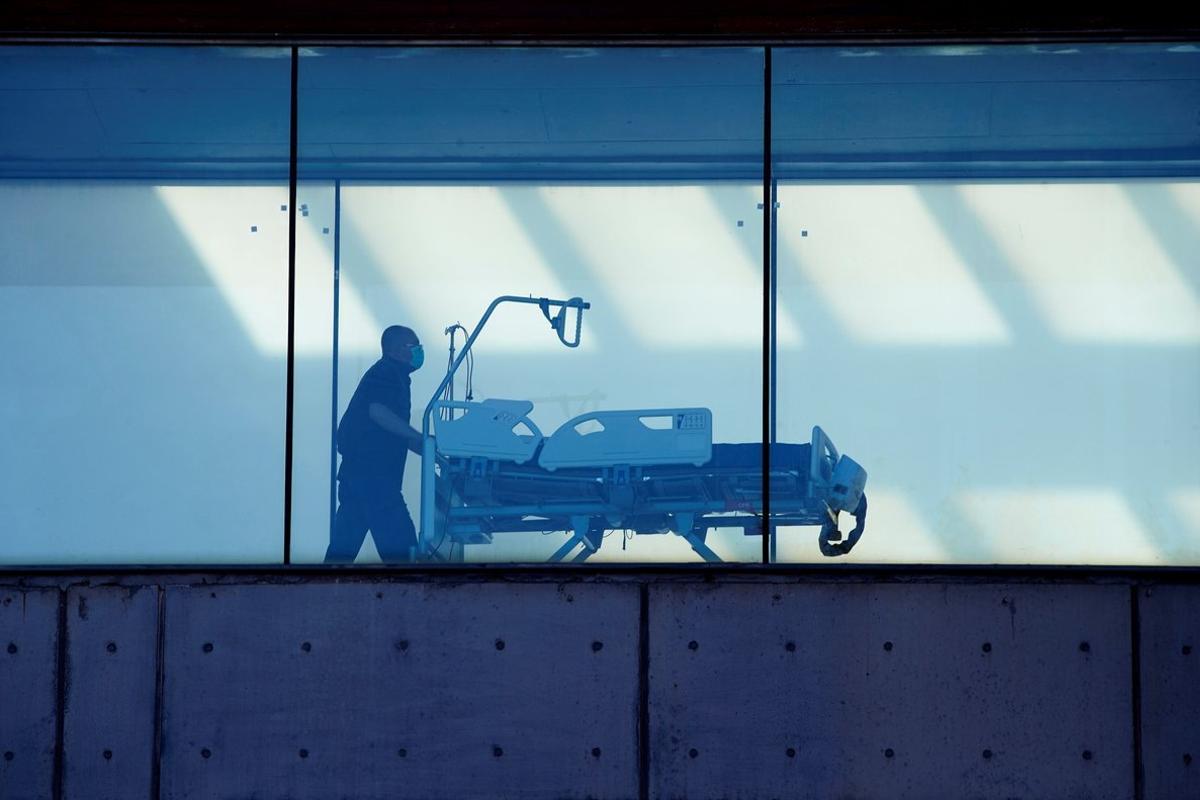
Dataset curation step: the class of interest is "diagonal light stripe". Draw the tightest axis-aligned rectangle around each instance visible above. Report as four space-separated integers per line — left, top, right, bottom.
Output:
961 181 1200 343
778 183 1011 345
958 488 1162 565
342 185 593 353
155 184 382 356
1169 489 1200 540
539 183 803 348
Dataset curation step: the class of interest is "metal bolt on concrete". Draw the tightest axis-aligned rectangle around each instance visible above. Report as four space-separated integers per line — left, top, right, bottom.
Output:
161 582 638 800
650 582 1133 799
1141 586 1200 798
63 586 159 799
0 588 59 799
6 575 1177 800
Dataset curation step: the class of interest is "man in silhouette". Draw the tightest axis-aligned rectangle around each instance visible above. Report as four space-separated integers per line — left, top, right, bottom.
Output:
325 325 425 563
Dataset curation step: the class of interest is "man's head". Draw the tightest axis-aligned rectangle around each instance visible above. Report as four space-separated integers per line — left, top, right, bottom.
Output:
381 325 424 370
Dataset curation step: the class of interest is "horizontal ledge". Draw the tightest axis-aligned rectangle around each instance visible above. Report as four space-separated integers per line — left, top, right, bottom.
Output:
2 561 1199 585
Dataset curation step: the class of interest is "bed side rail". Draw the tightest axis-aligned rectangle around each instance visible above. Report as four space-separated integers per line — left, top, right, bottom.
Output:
539 408 712 471
431 399 544 464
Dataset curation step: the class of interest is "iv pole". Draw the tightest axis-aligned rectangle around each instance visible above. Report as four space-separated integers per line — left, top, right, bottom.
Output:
417 295 589 557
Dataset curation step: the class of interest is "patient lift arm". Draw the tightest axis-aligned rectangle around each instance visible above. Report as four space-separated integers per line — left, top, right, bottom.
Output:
418 295 590 556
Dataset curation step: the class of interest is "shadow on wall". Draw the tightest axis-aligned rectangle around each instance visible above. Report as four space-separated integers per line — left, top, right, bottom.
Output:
0 182 288 563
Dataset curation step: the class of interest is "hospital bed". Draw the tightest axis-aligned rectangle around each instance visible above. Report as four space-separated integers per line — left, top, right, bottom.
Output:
423 400 867 562
416 295 868 561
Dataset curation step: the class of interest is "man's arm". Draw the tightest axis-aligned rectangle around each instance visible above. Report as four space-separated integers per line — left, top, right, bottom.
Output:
368 403 423 455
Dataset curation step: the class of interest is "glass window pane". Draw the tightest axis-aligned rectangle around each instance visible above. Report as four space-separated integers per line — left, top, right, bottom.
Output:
293 48 766 564
771 44 1200 564
0 46 291 563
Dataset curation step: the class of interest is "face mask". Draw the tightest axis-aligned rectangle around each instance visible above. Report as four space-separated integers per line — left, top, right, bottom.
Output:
409 344 424 370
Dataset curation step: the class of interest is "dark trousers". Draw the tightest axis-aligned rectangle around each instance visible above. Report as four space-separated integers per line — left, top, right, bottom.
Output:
325 475 417 563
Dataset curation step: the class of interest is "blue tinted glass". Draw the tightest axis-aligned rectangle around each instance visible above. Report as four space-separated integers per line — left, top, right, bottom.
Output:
771 44 1200 564
298 48 762 180
773 43 1200 178
0 46 291 563
292 48 767 564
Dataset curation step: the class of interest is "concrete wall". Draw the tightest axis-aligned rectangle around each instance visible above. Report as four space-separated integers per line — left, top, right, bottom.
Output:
0 572 1196 799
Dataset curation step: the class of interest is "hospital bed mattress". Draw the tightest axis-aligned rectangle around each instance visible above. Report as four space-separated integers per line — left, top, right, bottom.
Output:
438 441 819 511
706 442 810 470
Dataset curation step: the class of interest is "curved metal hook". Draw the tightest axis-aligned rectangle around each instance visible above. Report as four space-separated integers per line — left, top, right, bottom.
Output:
819 493 868 557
